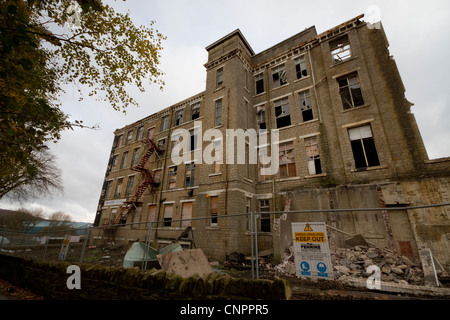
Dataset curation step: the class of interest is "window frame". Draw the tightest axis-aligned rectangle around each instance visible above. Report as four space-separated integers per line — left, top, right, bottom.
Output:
330 34 352 63
272 64 287 88
348 125 381 169
278 141 297 179
338 72 364 110
184 163 195 188
294 56 308 79
215 99 222 126
299 90 314 122
304 136 322 175
274 97 291 128
255 73 264 94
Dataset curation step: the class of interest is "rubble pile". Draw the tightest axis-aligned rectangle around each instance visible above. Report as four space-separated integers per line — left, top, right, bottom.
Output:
272 244 433 286
331 245 424 285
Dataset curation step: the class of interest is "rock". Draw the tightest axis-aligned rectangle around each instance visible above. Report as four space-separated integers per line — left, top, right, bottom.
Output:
337 266 350 274
398 264 408 270
397 280 409 285
366 251 379 259
381 265 391 274
390 266 404 275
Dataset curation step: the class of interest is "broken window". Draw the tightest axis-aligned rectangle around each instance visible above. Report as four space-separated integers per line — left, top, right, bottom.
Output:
175 109 184 126
185 163 195 188
305 136 322 175
161 115 169 131
168 166 177 189
212 139 222 173
125 175 134 196
157 138 166 152
256 105 266 131
215 99 222 126
189 129 197 152
338 72 364 110
255 73 264 94
348 125 380 169
299 90 314 122
131 148 140 167
111 154 118 167
216 67 223 87
272 64 287 88
295 56 308 79
120 151 128 169
136 126 144 141
210 196 218 225
104 180 113 198
114 178 123 197
163 204 173 227
330 35 351 63
258 146 270 181
126 130 133 144
191 102 200 120
279 141 296 178
274 97 291 128
259 199 271 232
115 134 123 148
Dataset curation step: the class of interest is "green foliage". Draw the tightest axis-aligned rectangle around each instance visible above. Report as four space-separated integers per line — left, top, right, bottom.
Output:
0 0 166 201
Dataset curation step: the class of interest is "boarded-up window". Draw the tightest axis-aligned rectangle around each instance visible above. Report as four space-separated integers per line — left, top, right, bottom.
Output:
181 202 193 228
279 142 296 178
348 125 380 168
125 175 134 196
163 204 173 227
305 136 322 175
153 169 162 183
114 178 123 198
148 204 156 223
210 196 218 225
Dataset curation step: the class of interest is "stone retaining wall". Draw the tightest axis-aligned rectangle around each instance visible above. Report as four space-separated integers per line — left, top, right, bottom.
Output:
0 254 290 300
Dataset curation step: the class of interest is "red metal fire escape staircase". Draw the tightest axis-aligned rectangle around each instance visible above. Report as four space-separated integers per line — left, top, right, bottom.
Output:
107 139 162 230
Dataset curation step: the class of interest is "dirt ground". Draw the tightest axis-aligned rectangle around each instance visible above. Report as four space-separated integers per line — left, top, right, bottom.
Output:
0 243 446 300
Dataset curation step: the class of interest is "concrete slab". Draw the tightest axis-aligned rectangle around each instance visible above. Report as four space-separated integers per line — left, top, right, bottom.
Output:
157 248 212 278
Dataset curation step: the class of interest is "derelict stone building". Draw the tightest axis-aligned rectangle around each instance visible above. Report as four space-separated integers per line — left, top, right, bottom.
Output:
92 14 450 267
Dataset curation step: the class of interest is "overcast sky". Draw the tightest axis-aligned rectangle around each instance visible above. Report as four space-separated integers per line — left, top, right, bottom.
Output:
1 0 449 223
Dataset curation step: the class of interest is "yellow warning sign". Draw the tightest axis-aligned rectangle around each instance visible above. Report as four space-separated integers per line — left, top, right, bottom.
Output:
304 223 313 231
294 232 326 243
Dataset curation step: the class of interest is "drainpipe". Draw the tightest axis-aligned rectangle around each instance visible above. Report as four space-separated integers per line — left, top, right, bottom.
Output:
308 48 324 124
154 107 174 241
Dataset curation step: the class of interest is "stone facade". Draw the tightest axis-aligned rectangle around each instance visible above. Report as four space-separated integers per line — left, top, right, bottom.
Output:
92 15 450 267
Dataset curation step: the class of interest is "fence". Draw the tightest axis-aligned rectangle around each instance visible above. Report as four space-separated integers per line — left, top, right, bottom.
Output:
1 202 449 281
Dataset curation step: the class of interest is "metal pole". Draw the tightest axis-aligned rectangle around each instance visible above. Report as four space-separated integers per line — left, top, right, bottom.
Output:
250 211 254 280
254 212 259 279
42 230 50 260
79 227 90 263
142 222 152 270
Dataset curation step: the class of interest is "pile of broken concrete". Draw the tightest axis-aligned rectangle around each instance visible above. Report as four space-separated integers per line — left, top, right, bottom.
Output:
272 244 444 286
331 245 424 285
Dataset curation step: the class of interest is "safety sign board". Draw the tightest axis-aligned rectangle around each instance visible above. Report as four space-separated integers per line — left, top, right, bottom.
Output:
291 222 333 280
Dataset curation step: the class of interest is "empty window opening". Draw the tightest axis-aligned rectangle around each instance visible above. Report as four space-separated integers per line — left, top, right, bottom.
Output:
279 141 296 178
191 102 200 120
305 136 322 175
330 35 351 63
255 73 264 94
274 97 291 128
348 125 380 169
338 72 364 110
272 64 287 87
299 90 314 122
259 199 271 232
295 56 308 79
